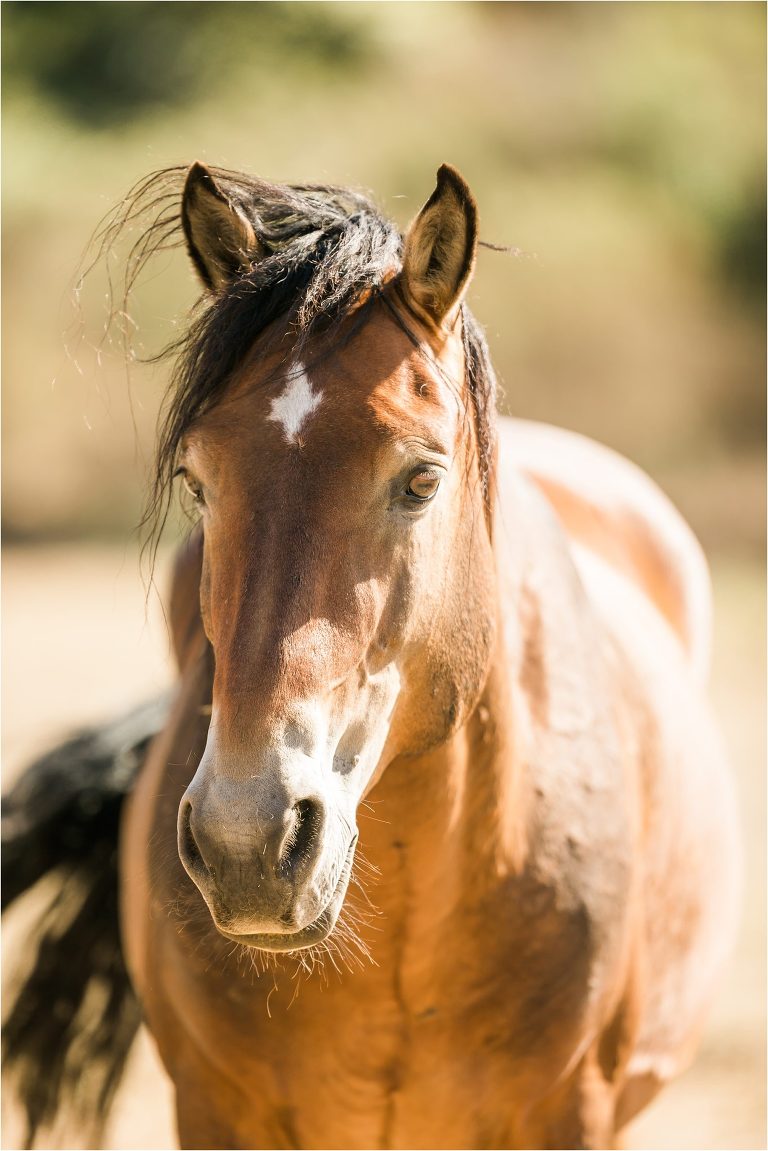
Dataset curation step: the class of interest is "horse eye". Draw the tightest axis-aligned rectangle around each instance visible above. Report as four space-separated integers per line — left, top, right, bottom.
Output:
405 469 441 502
175 468 205 506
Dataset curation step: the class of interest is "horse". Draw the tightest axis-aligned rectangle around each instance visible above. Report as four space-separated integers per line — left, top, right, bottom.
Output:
3 161 741 1150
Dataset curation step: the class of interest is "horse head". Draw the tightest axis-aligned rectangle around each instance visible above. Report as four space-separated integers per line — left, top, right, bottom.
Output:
173 163 498 950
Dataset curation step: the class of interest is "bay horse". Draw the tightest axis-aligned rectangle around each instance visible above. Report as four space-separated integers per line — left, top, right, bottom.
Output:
3 162 741 1150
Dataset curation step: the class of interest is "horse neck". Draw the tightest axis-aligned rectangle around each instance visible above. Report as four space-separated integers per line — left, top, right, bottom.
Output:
359 606 528 940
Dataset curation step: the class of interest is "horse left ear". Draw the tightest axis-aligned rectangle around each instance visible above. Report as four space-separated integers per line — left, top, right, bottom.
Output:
181 161 266 292
400 164 478 330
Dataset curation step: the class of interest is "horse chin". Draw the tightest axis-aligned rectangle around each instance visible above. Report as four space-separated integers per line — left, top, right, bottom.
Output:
215 837 357 954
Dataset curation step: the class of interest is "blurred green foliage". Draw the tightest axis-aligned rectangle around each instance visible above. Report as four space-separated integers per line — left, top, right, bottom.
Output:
3 1 371 125
2 1 765 551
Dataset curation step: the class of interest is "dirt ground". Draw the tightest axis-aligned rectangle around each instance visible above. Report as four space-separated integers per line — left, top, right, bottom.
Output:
2 545 765 1150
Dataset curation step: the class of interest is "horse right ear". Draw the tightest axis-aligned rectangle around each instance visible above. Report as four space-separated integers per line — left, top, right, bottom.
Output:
181 162 265 292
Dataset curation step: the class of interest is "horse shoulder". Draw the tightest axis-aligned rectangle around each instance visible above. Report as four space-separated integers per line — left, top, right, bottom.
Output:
577 547 741 1098
119 604 212 1012
496 424 740 1108
122 523 209 1000
168 526 206 672
497 416 713 685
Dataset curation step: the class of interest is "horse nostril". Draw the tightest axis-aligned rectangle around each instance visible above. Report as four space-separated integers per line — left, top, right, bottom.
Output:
279 798 322 877
179 799 210 880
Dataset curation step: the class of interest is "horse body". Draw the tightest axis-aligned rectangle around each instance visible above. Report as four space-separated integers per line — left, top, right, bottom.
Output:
120 289 737 1148
124 463 632 1150
3 160 737 1150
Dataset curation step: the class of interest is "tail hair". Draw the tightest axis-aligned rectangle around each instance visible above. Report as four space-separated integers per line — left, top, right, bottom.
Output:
2 695 169 1148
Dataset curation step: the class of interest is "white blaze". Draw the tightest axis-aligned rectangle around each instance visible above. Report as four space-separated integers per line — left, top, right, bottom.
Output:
268 363 322 444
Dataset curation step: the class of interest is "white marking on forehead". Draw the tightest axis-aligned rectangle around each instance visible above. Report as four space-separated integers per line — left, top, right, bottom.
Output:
268 363 323 444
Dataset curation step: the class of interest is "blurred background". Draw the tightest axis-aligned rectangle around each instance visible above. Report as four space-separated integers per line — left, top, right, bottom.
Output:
2 3 765 1148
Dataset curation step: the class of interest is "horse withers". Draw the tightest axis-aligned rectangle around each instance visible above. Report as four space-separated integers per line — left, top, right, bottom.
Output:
3 162 740 1149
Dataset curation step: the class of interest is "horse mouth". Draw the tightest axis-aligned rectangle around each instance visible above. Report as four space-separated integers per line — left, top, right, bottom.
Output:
217 836 357 953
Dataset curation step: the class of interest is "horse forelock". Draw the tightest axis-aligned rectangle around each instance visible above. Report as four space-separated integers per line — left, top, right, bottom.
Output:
87 165 498 563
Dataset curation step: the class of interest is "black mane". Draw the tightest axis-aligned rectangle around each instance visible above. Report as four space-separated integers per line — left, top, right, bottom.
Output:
92 165 497 551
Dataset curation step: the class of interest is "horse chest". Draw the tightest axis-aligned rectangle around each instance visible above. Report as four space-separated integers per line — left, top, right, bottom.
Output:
159 911 593 1150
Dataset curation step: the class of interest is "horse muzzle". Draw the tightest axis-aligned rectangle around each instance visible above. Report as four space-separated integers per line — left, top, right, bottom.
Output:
177 774 357 951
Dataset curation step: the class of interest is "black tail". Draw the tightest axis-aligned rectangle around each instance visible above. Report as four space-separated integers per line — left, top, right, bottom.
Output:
2 695 170 1148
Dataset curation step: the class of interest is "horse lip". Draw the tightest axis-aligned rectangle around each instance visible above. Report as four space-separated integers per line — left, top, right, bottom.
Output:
217 835 358 952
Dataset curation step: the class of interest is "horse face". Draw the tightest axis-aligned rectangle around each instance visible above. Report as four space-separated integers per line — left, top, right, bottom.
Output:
176 165 496 950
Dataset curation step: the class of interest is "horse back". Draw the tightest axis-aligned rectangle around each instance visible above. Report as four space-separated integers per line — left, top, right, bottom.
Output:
499 417 713 685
